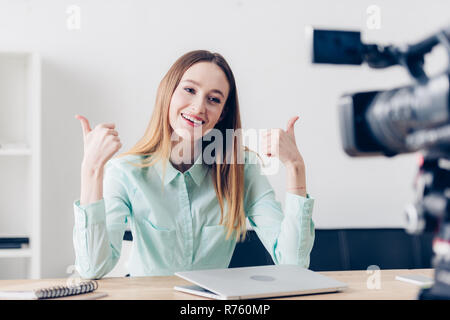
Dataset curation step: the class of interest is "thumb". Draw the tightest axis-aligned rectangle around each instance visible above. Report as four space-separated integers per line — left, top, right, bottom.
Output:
286 116 299 137
75 114 92 137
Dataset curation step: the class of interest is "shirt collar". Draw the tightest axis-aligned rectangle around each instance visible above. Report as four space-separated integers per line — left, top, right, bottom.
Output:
154 154 210 187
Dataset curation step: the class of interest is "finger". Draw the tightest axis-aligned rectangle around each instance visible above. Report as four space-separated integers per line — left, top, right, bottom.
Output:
103 128 118 136
97 123 116 130
113 140 122 149
75 114 92 137
108 129 119 136
286 116 299 135
107 134 120 142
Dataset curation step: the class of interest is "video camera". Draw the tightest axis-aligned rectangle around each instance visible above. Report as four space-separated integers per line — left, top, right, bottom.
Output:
309 26 450 299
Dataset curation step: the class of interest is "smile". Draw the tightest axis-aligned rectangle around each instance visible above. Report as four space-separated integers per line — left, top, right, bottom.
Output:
181 113 205 127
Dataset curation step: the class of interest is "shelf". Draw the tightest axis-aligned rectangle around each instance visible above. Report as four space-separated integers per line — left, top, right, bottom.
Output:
0 248 32 258
0 148 32 156
0 51 41 278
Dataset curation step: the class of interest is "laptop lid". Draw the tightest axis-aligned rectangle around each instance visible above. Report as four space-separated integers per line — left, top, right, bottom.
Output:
174 264 348 300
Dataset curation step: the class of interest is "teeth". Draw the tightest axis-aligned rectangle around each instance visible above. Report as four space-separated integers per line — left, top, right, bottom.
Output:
182 113 203 125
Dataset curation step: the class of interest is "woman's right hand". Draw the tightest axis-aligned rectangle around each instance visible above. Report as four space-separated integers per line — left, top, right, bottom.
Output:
75 115 122 171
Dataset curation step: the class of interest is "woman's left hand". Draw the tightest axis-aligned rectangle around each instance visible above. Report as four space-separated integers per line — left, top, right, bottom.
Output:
260 116 305 167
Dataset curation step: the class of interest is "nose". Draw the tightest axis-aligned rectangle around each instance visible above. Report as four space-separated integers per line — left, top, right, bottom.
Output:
191 96 207 114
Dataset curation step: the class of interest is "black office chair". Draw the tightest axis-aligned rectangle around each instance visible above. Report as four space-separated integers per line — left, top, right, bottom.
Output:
228 230 274 268
309 228 434 271
229 228 434 270
124 228 434 272
307 229 344 271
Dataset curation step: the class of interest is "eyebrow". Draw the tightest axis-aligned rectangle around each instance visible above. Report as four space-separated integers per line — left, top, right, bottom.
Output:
181 79 225 98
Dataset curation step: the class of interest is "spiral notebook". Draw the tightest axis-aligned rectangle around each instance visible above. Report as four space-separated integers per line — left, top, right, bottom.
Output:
0 280 106 300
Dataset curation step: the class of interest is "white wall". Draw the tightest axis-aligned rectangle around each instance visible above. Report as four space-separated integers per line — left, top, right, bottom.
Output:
0 0 448 278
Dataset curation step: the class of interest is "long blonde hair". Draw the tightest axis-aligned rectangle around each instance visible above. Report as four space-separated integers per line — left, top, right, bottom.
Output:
118 50 258 241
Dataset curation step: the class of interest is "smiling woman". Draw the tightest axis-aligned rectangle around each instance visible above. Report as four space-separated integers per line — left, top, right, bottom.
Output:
119 51 249 241
73 50 315 279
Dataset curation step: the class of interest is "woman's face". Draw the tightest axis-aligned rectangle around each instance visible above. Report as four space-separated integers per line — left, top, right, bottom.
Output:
169 62 230 142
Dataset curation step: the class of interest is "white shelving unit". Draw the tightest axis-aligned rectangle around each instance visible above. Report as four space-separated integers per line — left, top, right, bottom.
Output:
0 148 32 156
0 52 41 279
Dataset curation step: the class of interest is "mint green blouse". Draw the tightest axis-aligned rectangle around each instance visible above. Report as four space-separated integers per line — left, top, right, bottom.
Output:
73 151 315 279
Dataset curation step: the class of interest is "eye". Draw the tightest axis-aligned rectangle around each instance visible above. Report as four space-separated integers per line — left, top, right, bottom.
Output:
184 87 220 104
209 97 221 104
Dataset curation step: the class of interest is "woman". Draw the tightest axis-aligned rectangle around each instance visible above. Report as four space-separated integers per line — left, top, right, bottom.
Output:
73 50 315 279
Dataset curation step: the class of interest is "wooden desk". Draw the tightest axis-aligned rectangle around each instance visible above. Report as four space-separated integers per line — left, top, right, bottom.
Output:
0 269 434 300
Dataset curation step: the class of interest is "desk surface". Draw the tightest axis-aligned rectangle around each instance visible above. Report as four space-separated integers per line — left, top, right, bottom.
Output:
0 268 434 300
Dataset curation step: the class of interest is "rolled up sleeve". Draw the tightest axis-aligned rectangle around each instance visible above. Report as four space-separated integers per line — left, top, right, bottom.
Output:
244 152 315 268
72 161 132 279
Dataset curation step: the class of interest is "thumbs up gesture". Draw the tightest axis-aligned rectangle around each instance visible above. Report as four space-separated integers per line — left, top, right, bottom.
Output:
75 115 122 171
260 116 304 167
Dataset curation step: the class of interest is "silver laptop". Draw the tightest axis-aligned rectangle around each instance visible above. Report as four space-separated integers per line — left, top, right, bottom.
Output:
174 264 348 300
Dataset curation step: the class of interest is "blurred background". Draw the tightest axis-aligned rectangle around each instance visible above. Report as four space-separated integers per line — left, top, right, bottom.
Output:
0 0 448 279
